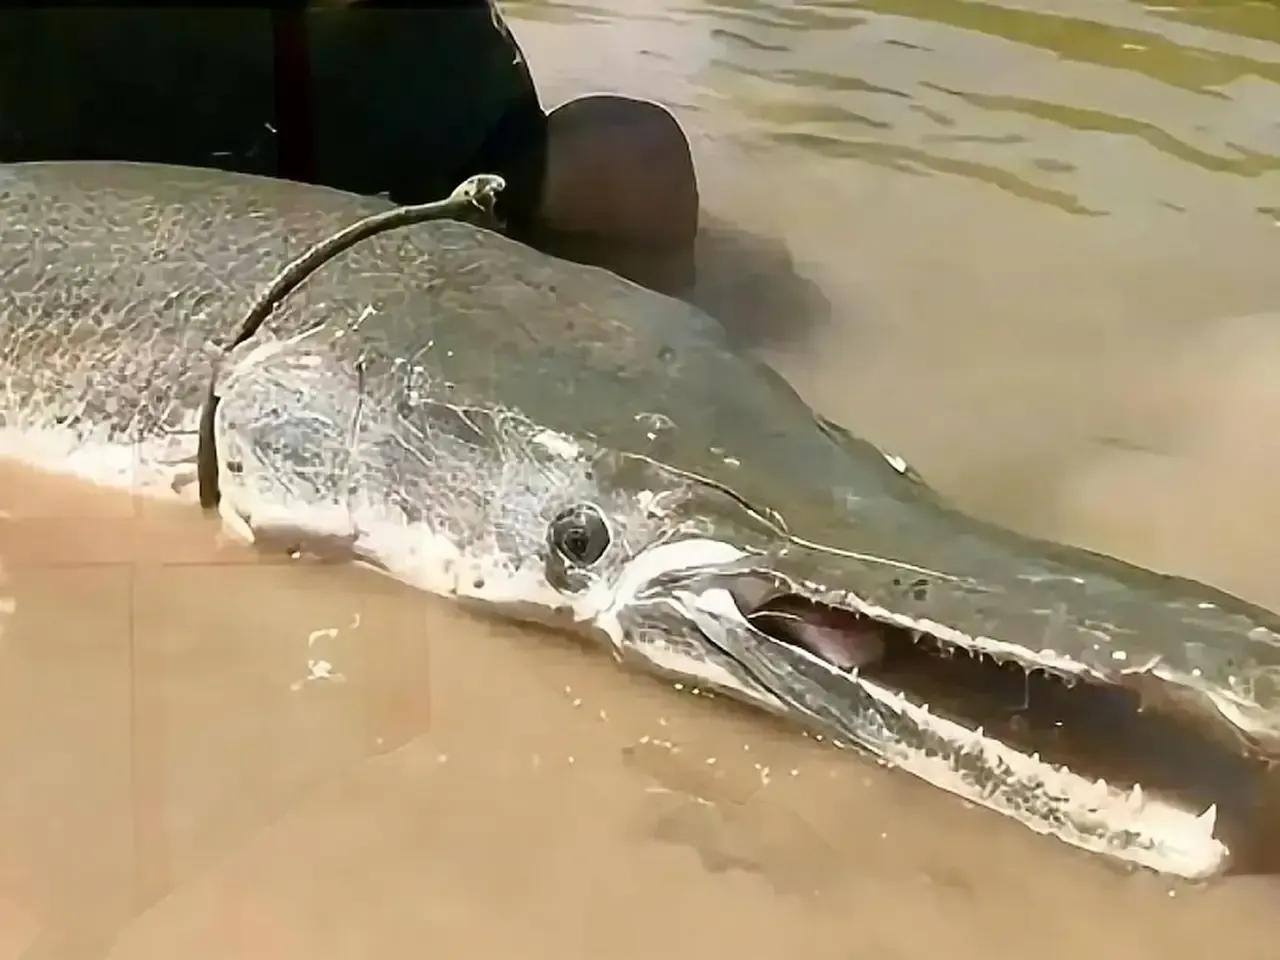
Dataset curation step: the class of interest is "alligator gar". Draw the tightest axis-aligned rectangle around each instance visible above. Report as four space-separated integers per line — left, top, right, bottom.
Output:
2 161 1278 879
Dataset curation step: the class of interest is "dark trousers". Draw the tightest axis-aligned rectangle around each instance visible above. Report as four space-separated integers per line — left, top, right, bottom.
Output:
0 3 547 217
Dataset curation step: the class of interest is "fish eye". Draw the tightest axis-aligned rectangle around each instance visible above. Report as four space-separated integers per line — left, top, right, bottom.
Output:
549 504 611 566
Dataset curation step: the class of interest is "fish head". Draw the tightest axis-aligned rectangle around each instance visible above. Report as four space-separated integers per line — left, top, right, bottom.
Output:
209 221 1280 883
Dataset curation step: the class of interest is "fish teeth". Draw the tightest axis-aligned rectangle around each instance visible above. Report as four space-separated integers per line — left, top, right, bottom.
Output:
1197 803 1218 836
1129 783 1145 811
1089 778 1109 805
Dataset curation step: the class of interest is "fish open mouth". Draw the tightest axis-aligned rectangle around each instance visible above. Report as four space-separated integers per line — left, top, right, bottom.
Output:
704 580 1280 878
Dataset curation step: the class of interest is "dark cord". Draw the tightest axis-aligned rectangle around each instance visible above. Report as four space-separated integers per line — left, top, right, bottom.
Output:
196 173 505 509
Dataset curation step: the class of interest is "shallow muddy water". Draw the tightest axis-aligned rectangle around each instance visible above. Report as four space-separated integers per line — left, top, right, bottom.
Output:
3 1 1280 957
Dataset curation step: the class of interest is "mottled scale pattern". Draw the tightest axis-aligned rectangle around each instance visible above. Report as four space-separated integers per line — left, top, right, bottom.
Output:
0 164 390 451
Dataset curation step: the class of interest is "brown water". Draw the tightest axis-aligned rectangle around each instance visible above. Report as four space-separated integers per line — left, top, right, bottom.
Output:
3 1 1280 956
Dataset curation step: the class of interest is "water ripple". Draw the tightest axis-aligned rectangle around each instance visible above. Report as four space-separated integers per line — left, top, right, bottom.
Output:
771 131 1107 215
1135 0 1280 46
854 0 1280 95
923 82 1280 176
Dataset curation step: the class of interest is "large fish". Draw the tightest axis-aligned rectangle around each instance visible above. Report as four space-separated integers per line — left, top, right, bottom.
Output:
2 162 1277 879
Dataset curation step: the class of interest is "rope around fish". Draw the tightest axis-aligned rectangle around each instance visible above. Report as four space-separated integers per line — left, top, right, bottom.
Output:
196 173 507 509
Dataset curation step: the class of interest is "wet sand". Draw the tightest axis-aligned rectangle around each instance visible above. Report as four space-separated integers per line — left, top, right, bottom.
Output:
5 0 1280 955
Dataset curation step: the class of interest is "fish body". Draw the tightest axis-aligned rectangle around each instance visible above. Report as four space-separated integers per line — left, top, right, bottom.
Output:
3 161 1278 879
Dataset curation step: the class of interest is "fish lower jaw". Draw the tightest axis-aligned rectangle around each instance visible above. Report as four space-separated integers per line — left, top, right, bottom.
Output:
697 582 1230 879
844 668 1227 880
626 585 1228 880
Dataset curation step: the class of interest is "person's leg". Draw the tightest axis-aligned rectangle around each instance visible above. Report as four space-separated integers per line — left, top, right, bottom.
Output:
507 94 700 297
304 0 544 211
0 3 699 297
541 96 698 248
0 1 541 213
0 6 279 174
